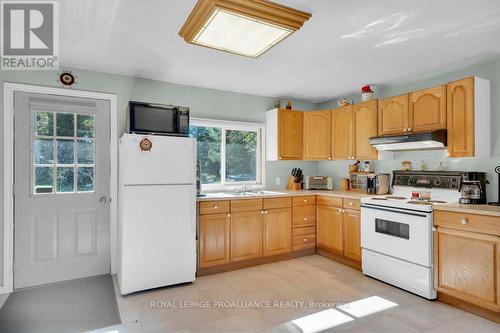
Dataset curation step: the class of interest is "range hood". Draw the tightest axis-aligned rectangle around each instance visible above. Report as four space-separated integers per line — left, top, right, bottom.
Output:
369 130 447 151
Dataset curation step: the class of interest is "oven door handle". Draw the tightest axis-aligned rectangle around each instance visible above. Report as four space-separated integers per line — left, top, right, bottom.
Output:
360 204 430 218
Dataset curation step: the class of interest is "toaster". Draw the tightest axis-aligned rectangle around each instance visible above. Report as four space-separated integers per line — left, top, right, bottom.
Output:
305 176 333 190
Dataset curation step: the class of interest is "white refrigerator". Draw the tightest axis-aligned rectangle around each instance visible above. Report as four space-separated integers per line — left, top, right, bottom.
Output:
117 133 197 295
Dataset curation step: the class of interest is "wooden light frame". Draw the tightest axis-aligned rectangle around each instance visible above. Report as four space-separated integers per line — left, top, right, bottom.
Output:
179 0 311 58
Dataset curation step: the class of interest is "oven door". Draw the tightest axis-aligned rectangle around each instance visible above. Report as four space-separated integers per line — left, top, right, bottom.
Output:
360 204 432 267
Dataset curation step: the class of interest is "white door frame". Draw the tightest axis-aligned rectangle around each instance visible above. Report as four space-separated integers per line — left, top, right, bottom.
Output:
2 82 118 294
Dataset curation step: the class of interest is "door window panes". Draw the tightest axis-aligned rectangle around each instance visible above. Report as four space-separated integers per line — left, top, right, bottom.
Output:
34 138 54 164
32 111 96 194
77 114 95 138
56 113 75 137
56 139 74 164
57 167 74 192
225 130 257 182
77 167 94 192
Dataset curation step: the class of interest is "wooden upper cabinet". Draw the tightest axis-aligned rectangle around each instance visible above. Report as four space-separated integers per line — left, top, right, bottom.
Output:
409 85 447 132
263 208 292 257
378 94 409 136
353 100 378 160
435 226 500 312
266 109 303 161
343 209 361 262
332 106 354 160
303 110 332 160
447 77 474 157
316 205 344 254
199 213 230 268
230 210 263 262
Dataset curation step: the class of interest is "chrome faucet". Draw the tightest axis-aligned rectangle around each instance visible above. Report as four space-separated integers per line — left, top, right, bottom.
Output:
236 184 248 193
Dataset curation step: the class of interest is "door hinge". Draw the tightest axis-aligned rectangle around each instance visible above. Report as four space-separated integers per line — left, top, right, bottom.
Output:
12 184 15 197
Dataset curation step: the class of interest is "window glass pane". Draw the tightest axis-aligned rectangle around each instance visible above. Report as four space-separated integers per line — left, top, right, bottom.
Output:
57 139 74 164
34 111 54 136
77 167 94 192
225 130 257 183
77 114 95 138
34 138 54 164
34 167 54 193
77 139 94 164
57 167 74 192
189 126 221 184
56 113 74 137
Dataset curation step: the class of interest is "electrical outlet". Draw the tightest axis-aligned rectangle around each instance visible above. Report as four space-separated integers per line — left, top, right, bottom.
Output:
276 176 281 186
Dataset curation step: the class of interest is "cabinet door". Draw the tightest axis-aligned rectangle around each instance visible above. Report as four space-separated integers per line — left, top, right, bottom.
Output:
316 205 344 253
303 110 332 160
332 106 354 160
435 227 500 312
353 100 378 160
230 210 263 262
447 78 474 157
199 213 230 268
378 94 409 135
409 85 446 132
343 209 361 261
263 208 292 256
278 109 303 160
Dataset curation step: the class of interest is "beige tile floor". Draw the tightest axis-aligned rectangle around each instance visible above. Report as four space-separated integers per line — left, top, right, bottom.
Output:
90 255 500 333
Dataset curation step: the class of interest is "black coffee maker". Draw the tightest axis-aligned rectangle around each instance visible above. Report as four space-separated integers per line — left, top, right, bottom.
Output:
459 172 487 204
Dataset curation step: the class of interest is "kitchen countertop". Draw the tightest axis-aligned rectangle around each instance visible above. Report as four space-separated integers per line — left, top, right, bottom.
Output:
197 189 376 201
434 203 500 217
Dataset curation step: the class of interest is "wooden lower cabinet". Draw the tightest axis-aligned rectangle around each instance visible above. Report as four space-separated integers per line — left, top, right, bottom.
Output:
263 208 292 256
343 209 361 261
435 226 500 312
230 210 263 262
316 205 344 254
199 213 230 268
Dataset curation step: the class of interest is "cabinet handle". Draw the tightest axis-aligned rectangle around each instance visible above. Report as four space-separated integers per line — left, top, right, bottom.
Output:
213 205 218 210
227 213 231 218
328 157 332 160
349 202 353 206
403 128 407 132
432 227 436 231
264 210 268 214
304 217 308 222
279 156 282 160
261 210 264 214
304 199 308 203
303 238 308 243
408 128 412 131
338 208 342 213
460 218 468 225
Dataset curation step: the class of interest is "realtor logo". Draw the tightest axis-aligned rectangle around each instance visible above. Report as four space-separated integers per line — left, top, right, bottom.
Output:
1 1 59 70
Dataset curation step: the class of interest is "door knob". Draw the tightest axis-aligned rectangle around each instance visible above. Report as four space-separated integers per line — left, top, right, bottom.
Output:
99 196 107 205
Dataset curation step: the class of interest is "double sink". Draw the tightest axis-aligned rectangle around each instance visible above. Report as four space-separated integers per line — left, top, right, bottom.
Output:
202 190 286 198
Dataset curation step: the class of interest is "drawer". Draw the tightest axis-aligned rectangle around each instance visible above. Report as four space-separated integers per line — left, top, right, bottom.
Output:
199 201 230 215
343 198 360 210
231 199 263 212
434 211 500 236
293 226 316 250
316 196 343 207
293 196 316 206
293 205 316 227
263 197 292 209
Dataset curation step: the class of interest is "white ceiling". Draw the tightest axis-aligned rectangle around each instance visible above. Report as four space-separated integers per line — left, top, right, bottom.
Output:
60 0 500 102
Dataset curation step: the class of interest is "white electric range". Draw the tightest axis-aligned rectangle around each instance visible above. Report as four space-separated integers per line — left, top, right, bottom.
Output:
360 171 463 299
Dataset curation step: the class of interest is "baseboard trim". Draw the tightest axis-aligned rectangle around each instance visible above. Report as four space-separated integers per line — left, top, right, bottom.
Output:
437 292 500 323
316 248 361 271
197 248 316 276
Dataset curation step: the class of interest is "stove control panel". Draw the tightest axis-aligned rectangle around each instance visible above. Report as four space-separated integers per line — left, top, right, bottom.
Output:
393 171 462 189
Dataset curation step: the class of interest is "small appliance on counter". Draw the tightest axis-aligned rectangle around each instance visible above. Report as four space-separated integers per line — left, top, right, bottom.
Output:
489 166 500 206
376 174 390 194
349 171 375 192
367 174 376 194
459 172 487 204
305 176 333 190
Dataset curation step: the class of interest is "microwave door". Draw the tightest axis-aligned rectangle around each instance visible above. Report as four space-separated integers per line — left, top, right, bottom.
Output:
130 103 177 134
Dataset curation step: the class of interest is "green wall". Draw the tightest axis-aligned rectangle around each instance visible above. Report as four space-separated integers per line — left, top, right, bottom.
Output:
318 56 500 202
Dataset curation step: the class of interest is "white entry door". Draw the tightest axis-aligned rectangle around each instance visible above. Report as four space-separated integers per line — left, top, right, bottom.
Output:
14 92 111 289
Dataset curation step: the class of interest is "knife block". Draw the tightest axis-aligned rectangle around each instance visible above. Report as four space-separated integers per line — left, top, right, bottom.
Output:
286 176 302 190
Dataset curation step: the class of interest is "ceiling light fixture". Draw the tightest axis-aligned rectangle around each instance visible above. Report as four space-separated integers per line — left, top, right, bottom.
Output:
179 0 311 58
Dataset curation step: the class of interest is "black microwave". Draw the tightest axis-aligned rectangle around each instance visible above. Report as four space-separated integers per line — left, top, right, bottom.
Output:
128 101 189 136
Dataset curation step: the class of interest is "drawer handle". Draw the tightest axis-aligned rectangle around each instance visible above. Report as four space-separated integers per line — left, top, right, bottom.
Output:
227 213 231 218
460 219 468 225
213 205 218 209
304 218 308 222
304 199 308 203
303 238 308 243
261 210 264 215
349 202 353 206
264 210 268 214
